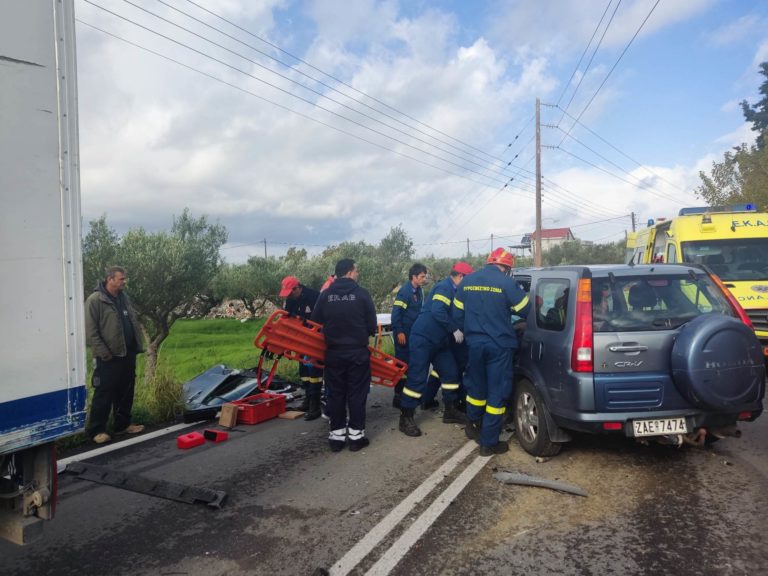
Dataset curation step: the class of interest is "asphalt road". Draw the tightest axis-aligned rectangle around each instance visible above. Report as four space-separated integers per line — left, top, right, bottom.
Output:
2 385 766 576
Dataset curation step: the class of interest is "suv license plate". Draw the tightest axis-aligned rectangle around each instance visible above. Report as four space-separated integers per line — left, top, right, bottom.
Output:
632 418 688 437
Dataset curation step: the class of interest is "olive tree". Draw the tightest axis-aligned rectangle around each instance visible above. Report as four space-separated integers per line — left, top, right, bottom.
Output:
86 210 228 382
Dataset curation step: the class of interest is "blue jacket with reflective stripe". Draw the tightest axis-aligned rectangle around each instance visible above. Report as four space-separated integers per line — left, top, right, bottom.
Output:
390 282 423 338
454 264 530 348
410 277 461 345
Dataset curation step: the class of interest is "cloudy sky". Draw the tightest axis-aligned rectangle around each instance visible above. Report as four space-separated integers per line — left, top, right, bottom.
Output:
73 0 768 261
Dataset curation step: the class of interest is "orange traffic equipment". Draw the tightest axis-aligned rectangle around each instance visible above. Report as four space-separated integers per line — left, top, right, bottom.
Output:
253 310 407 388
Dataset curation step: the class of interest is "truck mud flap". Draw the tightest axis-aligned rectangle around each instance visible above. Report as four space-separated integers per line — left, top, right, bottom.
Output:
65 462 226 508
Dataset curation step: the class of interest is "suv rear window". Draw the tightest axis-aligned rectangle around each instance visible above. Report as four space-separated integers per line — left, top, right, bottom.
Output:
592 274 734 332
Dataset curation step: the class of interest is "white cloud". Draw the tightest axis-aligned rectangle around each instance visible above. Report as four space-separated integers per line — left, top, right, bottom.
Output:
72 0 765 263
709 14 761 46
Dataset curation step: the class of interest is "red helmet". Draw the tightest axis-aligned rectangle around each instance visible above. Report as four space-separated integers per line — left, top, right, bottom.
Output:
487 248 514 268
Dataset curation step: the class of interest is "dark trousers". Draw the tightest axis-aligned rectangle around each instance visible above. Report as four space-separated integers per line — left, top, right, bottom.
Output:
299 363 324 397
87 353 137 436
324 348 371 438
393 341 409 398
401 333 460 409
465 342 513 447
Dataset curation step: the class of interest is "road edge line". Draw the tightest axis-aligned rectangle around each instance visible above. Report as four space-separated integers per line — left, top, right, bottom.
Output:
57 421 199 471
363 454 491 576
329 441 477 576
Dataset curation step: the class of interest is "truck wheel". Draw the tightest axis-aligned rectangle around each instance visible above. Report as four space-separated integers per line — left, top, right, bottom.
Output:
514 379 561 457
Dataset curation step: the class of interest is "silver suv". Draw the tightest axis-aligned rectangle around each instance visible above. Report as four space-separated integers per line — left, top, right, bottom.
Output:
511 263 765 456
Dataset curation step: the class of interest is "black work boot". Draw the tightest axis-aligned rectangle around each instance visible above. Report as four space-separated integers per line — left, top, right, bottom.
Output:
479 440 509 456
465 419 481 442
399 408 422 437
297 390 310 412
442 401 468 424
304 395 322 421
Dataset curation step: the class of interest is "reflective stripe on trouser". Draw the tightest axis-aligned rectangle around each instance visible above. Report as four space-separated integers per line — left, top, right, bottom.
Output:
323 348 371 433
466 341 514 447
401 333 460 410
347 427 366 441
300 363 324 397
329 428 346 442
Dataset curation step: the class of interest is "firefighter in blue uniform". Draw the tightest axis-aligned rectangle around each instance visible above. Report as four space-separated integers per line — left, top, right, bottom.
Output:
390 263 428 408
398 262 474 437
280 275 323 420
453 248 530 456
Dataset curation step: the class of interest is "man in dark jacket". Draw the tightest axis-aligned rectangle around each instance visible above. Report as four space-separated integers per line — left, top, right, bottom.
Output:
84 266 145 444
280 275 323 420
311 259 377 452
454 249 531 456
390 263 427 408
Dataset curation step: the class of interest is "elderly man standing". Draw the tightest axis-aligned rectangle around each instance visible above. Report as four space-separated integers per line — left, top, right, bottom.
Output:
85 266 144 444
311 259 377 452
453 248 530 456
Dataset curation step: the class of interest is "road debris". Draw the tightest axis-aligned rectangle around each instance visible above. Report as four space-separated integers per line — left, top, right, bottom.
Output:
494 470 587 497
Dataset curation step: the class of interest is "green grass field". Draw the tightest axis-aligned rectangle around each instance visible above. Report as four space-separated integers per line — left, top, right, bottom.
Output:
62 317 393 449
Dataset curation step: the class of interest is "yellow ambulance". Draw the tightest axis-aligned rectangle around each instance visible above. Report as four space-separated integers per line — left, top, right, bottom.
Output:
627 204 768 355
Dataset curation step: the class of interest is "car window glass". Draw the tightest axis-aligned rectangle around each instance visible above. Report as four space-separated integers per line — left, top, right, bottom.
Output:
536 279 569 331
593 274 733 332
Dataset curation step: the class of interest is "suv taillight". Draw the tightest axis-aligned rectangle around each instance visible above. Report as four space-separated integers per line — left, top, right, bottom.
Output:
571 278 593 372
708 272 755 330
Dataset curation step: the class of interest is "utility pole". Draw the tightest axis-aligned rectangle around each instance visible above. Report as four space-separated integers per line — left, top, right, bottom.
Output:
491 233 494 251
535 98 543 266
466 237 470 257
263 238 267 258
631 212 637 232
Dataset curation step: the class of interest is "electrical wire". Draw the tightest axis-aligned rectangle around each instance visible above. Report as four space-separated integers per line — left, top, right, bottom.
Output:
82 1 513 186
558 0 661 146
114 0 512 182
76 19 507 190
182 0 507 165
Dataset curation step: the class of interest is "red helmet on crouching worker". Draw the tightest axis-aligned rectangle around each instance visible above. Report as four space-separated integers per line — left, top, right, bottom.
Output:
487 248 514 269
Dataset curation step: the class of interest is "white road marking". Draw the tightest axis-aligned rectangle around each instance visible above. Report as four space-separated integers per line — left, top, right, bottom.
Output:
57 422 199 471
363 454 491 576
329 441 477 576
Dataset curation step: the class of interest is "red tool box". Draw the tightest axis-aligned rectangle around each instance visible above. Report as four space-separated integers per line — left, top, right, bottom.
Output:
233 393 286 425
177 431 206 450
253 310 407 388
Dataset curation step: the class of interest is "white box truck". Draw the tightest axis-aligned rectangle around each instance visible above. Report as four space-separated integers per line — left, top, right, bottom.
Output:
0 0 87 544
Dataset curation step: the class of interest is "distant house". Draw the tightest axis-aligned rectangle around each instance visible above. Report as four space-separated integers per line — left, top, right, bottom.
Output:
529 227 576 257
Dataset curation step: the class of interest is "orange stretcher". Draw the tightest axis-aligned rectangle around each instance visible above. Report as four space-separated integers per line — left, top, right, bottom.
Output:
253 310 407 390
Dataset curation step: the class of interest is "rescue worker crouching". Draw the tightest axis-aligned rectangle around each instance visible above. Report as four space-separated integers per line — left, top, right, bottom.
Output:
398 262 474 437
390 263 428 409
280 275 324 420
454 248 530 456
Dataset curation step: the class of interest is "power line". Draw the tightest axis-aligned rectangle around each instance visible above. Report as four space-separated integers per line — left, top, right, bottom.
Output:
148 0 512 174
552 125 694 204
82 2 513 186
76 19 508 190
555 147 687 206
114 0 512 182
557 0 621 121
182 0 507 165
553 104 696 197
558 0 661 146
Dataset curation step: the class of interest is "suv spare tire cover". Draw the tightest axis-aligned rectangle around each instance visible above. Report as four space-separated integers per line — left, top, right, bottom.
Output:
671 314 765 410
